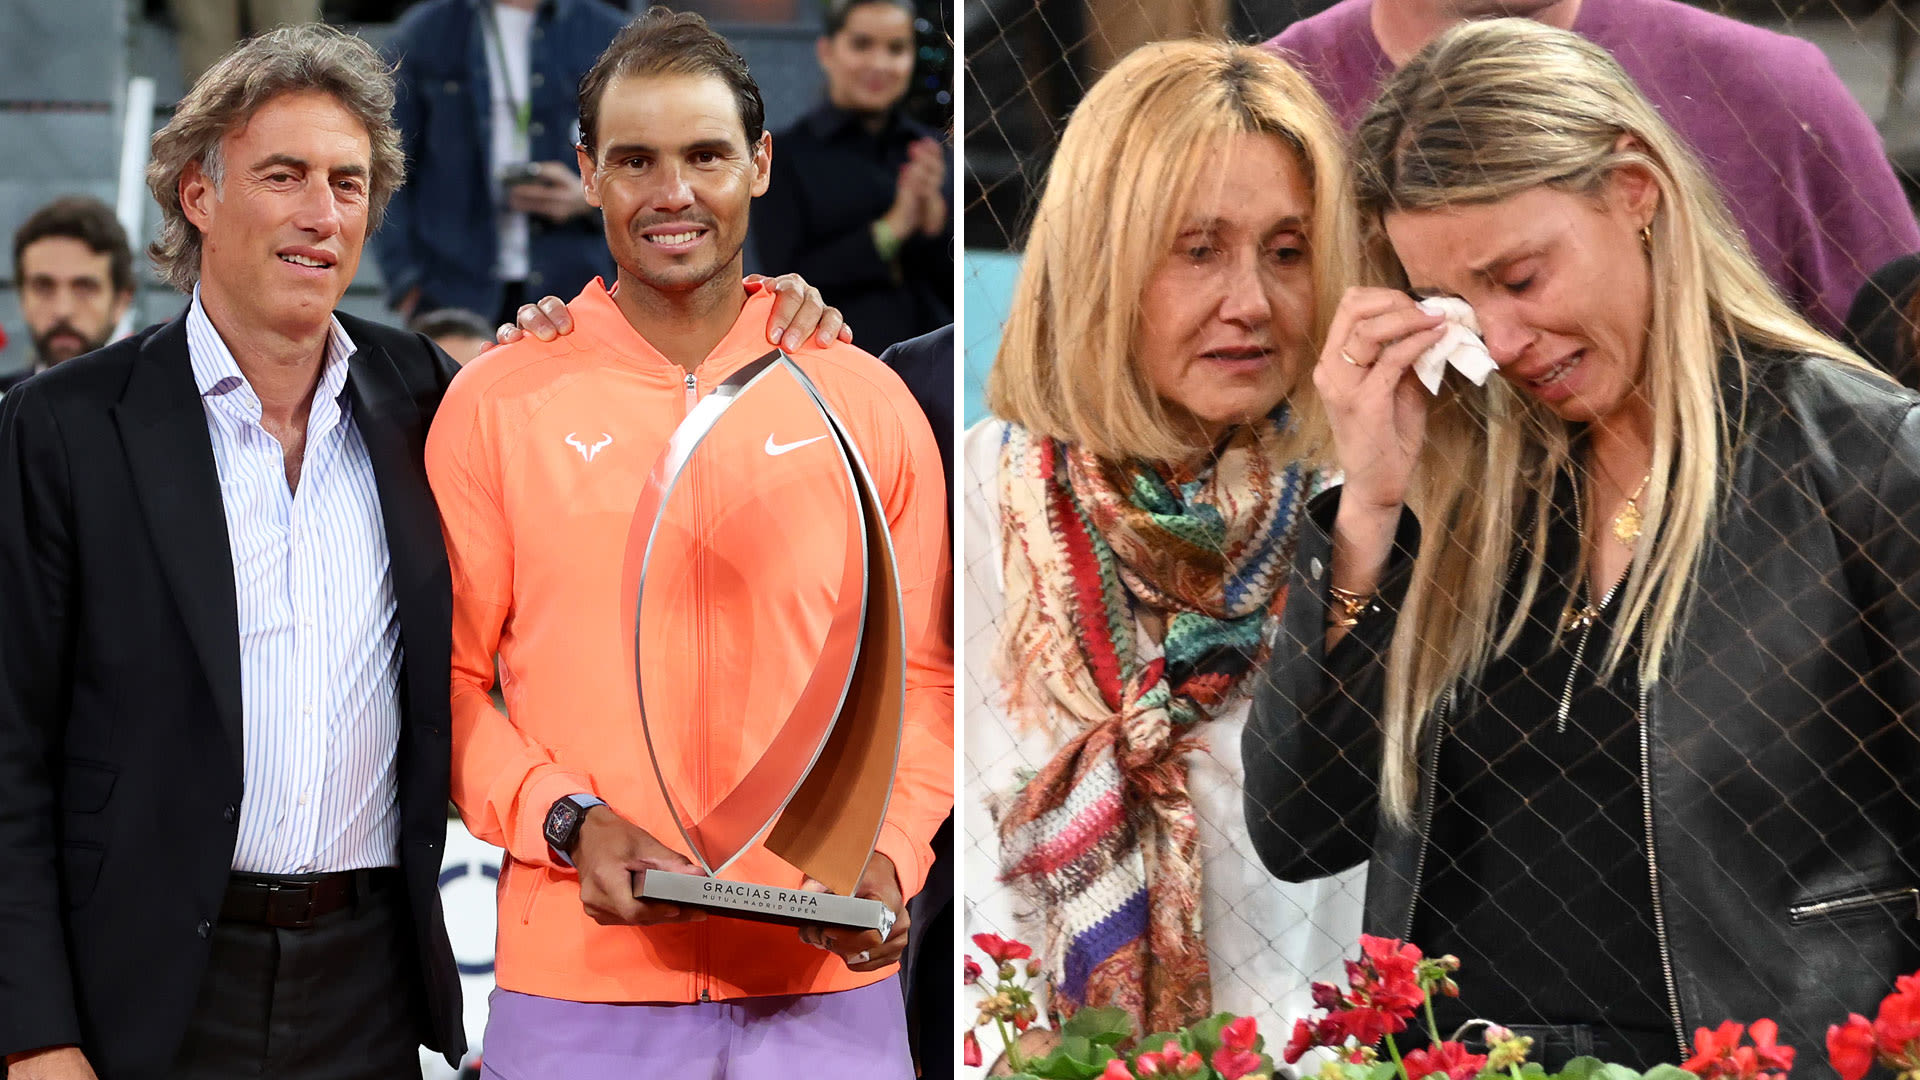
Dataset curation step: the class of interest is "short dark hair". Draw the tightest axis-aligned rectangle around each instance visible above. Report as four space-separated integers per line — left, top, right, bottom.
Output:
12 195 135 296
578 6 766 156
823 0 917 38
408 307 493 342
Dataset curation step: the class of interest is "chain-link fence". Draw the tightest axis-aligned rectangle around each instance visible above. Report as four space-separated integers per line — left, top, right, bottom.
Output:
961 0 1920 1074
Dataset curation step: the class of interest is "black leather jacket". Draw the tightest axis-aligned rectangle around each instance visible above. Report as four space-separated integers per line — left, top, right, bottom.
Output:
1244 350 1920 1065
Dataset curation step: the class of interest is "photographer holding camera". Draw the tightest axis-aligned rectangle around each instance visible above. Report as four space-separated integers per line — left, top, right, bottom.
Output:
374 0 627 326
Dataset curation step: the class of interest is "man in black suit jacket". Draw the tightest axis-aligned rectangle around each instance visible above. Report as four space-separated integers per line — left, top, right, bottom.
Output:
0 26 464 1080
877 323 953 1080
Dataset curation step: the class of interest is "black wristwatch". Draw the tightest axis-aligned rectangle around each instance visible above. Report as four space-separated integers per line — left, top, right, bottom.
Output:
544 794 605 859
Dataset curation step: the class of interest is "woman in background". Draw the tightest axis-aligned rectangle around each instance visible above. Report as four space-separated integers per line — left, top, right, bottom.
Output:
754 0 950 355
964 38 1364 1048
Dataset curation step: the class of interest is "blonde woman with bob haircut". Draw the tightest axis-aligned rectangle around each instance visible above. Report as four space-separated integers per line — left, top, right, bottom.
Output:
964 38 1364 1043
1245 18 1920 1070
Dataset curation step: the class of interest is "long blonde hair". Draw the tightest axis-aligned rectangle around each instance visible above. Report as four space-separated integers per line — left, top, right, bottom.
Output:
1352 19 1867 821
986 38 1354 464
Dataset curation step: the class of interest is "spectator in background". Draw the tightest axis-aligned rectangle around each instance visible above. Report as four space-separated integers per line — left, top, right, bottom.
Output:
1268 0 1920 337
754 0 951 355
1846 253 1920 388
410 306 495 364
172 0 319 85
4 196 136 393
375 0 627 326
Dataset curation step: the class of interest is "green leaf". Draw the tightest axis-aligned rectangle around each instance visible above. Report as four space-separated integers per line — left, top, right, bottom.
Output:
1063 1006 1136 1046
1639 1066 1696 1080
1546 1061 1649 1080
1369 1060 1403 1080
1139 1031 1187 1056
1185 1013 1232 1057
1017 1033 1126 1080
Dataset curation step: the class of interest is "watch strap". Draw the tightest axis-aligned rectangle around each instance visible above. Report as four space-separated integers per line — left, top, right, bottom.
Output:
549 794 605 867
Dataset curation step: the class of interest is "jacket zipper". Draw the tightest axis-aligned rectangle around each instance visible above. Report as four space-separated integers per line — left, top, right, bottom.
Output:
1403 690 1450 939
1560 481 1625 732
1789 886 1920 924
1555 576 1623 734
682 370 713 1005
1635 610 1687 1057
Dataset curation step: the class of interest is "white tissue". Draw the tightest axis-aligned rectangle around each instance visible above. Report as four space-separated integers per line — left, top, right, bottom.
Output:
1412 297 1497 395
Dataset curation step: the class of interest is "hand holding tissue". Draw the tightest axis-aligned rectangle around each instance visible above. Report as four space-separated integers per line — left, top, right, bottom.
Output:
1412 296 1498 394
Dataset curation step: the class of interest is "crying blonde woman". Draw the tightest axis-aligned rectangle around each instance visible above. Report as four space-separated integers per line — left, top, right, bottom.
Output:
1245 18 1920 1070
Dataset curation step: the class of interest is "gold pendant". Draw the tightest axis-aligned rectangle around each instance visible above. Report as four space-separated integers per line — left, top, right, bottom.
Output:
1612 501 1643 546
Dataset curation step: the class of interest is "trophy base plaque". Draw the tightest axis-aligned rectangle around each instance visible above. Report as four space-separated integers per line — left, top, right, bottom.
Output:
638 869 897 936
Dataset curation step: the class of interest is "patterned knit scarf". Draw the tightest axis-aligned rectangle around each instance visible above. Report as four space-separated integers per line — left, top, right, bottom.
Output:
993 417 1315 1036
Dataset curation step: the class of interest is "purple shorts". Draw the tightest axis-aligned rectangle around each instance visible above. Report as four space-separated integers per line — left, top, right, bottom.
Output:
478 976 913 1080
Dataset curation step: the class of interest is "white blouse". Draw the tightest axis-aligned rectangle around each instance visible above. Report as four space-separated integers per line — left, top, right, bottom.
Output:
961 419 1367 1065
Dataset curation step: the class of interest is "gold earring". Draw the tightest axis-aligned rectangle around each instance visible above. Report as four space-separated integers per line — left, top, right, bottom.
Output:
1641 223 1653 248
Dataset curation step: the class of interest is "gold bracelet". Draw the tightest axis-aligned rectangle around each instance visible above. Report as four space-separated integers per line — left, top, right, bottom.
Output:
1327 585 1374 629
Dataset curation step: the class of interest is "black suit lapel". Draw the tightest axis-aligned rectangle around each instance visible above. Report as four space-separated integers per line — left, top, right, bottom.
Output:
111 317 245 773
346 339 447 732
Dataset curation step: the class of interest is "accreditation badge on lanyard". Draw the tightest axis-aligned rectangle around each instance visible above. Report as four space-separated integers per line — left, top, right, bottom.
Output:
481 6 533 150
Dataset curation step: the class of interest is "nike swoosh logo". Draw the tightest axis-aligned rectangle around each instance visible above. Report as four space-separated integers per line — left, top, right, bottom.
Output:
764 434 828 456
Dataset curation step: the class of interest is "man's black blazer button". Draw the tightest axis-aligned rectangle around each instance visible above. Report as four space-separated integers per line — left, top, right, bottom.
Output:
196 919 212 938
223 803 238 823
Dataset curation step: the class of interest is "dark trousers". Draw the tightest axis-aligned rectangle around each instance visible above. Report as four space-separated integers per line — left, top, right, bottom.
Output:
169 873 424 1080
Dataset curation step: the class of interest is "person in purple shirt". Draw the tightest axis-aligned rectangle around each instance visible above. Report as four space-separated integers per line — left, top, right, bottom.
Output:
1268 0 1920 336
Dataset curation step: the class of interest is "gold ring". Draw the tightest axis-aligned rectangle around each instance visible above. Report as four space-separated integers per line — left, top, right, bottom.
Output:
1341 350 1365 367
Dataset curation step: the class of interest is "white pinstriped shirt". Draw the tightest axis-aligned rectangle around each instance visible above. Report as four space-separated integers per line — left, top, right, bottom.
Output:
186 289 402 874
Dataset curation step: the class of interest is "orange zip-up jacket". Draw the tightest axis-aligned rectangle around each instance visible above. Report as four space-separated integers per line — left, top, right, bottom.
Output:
425 279 953 1004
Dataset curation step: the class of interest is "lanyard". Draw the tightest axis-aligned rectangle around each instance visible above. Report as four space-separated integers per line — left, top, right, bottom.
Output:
480 4 532 143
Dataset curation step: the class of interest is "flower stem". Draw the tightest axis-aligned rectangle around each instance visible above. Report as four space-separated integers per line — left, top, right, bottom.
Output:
1387 1033 1410 1080
1424 997 1442 1047
998 1016 1022 1074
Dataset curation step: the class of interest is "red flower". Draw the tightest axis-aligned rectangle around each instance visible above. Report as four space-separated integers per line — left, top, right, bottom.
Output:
971 933 1033 965
1348 936 1427 1020
963 955 983 986
1747 1019 1796 1074
1877 978 1920 1060
1401 1041 1488 1080
1284 1018 1317 1064
1212 1046 1264 1080
1685 1021 1746 1075
1829 1015 1875 1080
1220 1016 1259 1053
1684 1019 1794 1080
1335 1003 1411 1047
1101 1060 1136 1080
1133 1040 1203 1079
963 1030 982 1068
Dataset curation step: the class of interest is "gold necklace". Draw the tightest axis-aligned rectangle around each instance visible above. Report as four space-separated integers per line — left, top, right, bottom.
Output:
1611 471 1653 546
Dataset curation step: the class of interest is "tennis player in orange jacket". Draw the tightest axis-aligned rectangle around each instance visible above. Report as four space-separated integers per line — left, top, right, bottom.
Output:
423 10 952 1077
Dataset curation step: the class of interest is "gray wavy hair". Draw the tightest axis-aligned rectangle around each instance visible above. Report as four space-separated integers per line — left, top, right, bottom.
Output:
145 23 404 292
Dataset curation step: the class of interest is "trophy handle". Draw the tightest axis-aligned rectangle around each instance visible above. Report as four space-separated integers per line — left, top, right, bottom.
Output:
762 356 907 896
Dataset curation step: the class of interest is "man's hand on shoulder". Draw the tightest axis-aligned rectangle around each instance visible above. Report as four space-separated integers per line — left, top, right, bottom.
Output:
571 805 709 927
5 1046 100 1079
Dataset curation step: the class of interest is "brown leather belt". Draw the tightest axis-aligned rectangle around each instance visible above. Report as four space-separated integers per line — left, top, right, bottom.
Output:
220 868 400 930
